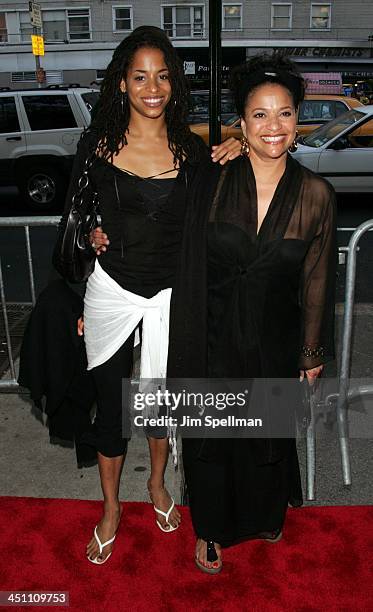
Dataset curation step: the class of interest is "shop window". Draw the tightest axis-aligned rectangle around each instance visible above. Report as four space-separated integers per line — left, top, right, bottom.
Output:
271 3 292 30
310 4 331 30
162 5 204 38
113 6 133 32
0 12 7 43
222 4 242 31
67 8 91 40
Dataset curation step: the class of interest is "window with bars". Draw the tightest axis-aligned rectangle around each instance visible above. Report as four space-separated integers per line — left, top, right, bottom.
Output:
67 8 91 40
113 6 132 32
271 3 292 30
222 4 242 30
11 71 63 84
0 12 7 43
11 71 37 83
162 5 204 38
310 3 331 30
12 9 91 43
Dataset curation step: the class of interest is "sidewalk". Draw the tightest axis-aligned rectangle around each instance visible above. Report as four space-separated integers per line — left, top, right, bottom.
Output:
1 307 373 506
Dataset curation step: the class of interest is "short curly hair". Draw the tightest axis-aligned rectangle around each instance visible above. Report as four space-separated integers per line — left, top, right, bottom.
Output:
230 53 305 116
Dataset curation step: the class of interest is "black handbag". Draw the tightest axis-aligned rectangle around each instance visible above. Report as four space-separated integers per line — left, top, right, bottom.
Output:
56 152 99 283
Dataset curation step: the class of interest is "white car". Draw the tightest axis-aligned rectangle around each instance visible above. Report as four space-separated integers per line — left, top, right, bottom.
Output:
292 105 373 193
0 87 100 210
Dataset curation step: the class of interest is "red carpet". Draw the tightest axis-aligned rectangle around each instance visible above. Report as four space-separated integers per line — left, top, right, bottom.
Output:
0 497 372 612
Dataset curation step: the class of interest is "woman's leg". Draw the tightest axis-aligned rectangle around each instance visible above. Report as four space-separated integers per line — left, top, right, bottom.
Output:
86 453 125 562
86 334 134 562
147 437 181 529
183 439 226 570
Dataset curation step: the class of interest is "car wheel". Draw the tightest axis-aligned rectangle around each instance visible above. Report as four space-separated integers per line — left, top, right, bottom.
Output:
18 166 67 211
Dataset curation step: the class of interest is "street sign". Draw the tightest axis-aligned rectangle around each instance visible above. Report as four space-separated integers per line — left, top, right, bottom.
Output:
29 2 42 28
31 34 44 56
36 68 46 84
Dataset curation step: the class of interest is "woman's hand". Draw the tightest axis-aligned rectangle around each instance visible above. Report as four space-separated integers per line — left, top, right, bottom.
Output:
89 227 110 255
211 137 241 165
77 316 84 337
300 365 324 386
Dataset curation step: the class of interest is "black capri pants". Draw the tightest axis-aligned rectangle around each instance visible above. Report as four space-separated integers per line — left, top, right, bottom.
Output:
91 330 167 458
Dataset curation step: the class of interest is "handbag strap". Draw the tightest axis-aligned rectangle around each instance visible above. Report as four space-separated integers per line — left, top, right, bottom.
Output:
71 151 98 215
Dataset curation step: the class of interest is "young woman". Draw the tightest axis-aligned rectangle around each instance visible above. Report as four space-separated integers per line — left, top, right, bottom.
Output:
54 26 240 565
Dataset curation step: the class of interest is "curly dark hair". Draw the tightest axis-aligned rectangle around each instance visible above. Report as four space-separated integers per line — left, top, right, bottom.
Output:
90 26 202 164
230 53 305 116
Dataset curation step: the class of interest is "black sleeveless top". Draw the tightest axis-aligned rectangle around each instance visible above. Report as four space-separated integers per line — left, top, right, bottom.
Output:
91 158 187 298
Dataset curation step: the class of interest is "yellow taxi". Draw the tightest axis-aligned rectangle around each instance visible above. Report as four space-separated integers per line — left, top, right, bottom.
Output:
190 95 363 144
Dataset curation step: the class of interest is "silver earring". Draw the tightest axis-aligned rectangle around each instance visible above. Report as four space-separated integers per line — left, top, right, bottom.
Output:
121 91 127 113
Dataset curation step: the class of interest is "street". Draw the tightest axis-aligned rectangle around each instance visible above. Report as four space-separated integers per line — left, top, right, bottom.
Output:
1 185 373 303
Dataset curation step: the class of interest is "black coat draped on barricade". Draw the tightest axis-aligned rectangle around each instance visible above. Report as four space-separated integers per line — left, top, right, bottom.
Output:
18 279 97 467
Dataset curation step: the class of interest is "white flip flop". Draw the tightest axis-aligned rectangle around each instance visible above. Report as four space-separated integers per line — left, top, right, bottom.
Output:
87 525 117 564
154 497 179 533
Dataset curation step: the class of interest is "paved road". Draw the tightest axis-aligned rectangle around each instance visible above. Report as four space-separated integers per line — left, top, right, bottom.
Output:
1 187 373 302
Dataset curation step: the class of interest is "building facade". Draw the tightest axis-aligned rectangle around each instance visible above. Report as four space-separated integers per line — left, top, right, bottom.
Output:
0 0 372 89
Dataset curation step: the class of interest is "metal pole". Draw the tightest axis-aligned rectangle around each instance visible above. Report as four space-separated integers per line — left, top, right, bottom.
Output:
336 218 373 485
0 257 17 381
24 226 36 306
306 385 316 500
209 0 222 147
33 26 42 89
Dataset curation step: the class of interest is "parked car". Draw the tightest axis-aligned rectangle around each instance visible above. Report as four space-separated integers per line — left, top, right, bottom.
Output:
291 106 373 192
190 95 362 144
0 86 100 210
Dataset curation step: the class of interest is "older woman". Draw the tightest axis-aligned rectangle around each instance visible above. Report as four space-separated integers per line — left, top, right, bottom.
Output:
167 53 337 573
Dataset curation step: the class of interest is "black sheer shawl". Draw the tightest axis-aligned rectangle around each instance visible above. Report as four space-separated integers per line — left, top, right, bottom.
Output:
167 153 337 379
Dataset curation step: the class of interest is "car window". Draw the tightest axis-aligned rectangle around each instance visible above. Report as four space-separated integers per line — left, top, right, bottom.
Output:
81 91 100 114
345 118 373 148
224 114 239 126
303 109 366 147
21 95 77 130
335 101 347 117
188 91 235 123
299 100 335 123
0 96 20 133
221 94 235 114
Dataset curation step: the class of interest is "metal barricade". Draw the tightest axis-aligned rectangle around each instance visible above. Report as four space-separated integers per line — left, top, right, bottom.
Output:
306 220 373 499
0 216 60 390
1 217 373 498
333 220 373 486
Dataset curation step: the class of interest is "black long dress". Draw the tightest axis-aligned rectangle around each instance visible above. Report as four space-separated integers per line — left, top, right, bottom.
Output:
179 153 337 547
